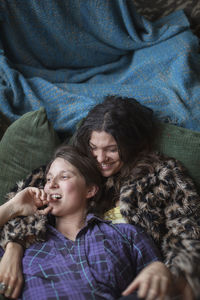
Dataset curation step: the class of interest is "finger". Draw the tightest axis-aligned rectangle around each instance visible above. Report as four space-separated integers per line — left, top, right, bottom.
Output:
159 276 169 300
145 276 160 300
4 274 22 299
10 278 23 299
30 187 39 196
38 205 52 215
0 281 7 294
3 276 15 298
34 189 46 207
46 194 51 202
122 278 140 296
39 189 46 201
29 188 41 204
137 277 151 299
4 285 14 298
41 191 49 206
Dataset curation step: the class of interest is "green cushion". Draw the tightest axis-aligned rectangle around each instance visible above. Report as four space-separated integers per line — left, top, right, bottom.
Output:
0 108 61 205
155 122 200 193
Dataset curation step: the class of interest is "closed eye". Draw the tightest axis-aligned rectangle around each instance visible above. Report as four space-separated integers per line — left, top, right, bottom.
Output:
109 148 118 153
90 146 96 151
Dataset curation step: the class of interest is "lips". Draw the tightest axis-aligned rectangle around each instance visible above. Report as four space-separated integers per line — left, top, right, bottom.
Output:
100 163 113 170
50 193 62 201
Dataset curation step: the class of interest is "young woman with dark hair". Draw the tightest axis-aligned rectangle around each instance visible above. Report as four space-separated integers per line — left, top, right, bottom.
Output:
73 96 200 299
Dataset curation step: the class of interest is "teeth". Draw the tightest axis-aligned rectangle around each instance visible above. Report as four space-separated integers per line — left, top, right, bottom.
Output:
101 163 110 168
51 194 61 200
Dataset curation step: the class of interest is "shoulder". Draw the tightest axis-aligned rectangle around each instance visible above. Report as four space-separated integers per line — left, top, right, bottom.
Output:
99 221 152 243
111 223 148 237
110 223 160 255
123 151 192 184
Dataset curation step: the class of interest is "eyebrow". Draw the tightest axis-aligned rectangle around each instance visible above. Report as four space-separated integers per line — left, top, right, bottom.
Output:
46 170 76 177
89 142 117 149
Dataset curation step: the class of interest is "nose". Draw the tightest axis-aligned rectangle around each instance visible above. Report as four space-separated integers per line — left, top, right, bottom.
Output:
49 178 59 189
95 150 107 163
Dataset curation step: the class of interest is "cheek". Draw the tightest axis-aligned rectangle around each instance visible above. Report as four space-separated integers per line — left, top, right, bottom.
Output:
91 150 96 158
111 152 120 161
62 182 77 193
44 184 48 193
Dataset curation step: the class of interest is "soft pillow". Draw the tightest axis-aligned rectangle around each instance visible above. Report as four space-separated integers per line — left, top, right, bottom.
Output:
155 122 200 193
0 107 61 205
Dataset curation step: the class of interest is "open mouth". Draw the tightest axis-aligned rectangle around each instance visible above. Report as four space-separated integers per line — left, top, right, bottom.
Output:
50 194 62 200
100 163 113 170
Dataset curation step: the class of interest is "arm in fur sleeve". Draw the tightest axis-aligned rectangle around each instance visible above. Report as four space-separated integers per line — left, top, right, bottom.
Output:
0 166 48 249
119 155 200 298
161 158 200 297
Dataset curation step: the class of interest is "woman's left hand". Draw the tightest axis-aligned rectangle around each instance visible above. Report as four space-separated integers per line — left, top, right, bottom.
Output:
122 261 172 300
0 242 24 299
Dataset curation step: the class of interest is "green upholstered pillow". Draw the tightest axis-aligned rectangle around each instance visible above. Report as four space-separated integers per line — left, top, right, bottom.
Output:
0 107 61 205
155 122 200 193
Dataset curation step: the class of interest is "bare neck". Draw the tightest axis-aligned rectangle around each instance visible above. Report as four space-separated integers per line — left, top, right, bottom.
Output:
56 212 86 241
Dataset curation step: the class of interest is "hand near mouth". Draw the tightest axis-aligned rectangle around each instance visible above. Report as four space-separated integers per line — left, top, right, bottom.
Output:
6 187 52 217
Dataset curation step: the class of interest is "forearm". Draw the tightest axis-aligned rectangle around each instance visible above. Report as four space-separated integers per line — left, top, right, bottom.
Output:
165 239 200 298
0 214 48 250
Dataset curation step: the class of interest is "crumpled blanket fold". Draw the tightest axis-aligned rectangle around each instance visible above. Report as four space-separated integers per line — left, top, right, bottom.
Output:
0 0 200 133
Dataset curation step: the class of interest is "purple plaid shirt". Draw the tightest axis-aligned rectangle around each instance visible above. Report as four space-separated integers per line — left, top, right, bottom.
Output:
2 215 161 300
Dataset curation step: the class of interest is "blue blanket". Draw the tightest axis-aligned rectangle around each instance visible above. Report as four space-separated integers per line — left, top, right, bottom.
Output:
0 0 200 133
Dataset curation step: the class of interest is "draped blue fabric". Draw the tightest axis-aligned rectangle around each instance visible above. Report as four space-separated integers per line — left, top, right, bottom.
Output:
0 0 200 133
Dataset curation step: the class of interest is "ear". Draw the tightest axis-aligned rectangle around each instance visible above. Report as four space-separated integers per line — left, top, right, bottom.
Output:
86 185 98 199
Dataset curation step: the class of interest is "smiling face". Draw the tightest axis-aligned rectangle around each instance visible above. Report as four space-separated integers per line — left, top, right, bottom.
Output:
89 131 123 177
44 157 95 217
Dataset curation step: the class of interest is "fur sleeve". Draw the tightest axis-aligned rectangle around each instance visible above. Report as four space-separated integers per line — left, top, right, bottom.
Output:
0 166 48 249
119 156 200 297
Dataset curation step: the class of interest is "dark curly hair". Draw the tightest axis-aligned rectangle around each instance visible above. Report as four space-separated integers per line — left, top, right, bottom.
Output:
73 95 157 175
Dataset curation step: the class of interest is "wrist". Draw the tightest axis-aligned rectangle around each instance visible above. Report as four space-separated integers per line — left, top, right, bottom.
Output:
5 242 24 257
5 196 22 219
1 201 16 223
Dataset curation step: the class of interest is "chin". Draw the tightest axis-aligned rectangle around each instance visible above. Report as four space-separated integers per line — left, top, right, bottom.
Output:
50 207 59 216
101 170 114 177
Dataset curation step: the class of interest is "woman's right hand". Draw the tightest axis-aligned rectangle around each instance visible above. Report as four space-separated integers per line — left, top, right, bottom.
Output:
0 187 51 227
0 242 24 299
11 187 51 216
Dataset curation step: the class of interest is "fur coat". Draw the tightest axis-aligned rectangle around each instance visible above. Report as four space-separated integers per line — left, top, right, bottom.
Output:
1 152 200 297
104 153 200 297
